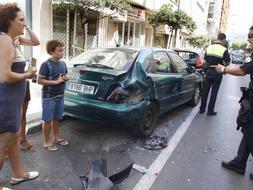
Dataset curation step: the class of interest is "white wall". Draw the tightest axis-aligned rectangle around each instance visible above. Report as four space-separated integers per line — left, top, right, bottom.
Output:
0 0 25 9
0 0 52 63
131 0 178 11
32 0 52 63
213 0 222 32
180 0 209 36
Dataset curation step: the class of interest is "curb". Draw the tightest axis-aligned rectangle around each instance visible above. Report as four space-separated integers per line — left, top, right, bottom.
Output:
26 112 70 135
27 120 42 134
26 111 42 134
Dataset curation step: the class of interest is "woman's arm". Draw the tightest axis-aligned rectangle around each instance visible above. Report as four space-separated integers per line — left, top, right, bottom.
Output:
19 25 40 46
0 35 35 83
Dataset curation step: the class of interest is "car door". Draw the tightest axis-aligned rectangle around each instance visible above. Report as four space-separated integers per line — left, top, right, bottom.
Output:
146 51 182 114
168 52 196 105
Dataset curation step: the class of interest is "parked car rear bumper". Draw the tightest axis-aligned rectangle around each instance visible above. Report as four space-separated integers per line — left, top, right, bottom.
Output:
64 94 149 127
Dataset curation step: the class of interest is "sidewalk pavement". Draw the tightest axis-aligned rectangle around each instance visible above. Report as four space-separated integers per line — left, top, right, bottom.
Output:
26 82 43 134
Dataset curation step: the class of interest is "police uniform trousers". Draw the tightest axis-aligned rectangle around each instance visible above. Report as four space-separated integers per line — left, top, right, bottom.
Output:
235 115 253 166
200 70 223 112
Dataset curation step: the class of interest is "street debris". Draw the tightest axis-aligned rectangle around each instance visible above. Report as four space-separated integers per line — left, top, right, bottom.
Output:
202 146 212 153
142 135 168 150
132 164 148 174
80 159 133 190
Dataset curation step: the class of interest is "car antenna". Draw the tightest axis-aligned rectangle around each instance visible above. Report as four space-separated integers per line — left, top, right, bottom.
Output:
114 39 120 47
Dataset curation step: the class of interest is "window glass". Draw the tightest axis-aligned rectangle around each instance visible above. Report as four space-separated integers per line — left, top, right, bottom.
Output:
70 48 139 71
168 52 188 73
118 22 124 45
147 52 173 73
134 23 140 46
124 22 134 45
118 21 141 46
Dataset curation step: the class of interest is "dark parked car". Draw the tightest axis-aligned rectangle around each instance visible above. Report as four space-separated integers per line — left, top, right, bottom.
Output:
231 52 245 64
173 48 205 69
64 47 203 137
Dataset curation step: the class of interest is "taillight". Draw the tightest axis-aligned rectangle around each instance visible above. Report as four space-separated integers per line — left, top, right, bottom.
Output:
196 58 204 68
106 87 129 103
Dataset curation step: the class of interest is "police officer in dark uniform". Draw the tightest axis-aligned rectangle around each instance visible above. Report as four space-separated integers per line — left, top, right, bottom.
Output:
199 33 231 115
213 25 253 180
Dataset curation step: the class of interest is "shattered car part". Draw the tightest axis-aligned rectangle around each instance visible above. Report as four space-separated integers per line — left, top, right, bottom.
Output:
142 135 168 150
132 164 148 174
80 159 133 190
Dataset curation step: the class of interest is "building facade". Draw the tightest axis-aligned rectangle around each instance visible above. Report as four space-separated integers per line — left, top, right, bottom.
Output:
179 0 210 48
1 0 229 61
206 0 223 38
219 0 230 32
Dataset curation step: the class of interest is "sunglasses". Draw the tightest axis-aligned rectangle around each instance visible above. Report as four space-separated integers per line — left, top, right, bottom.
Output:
248 33 253 38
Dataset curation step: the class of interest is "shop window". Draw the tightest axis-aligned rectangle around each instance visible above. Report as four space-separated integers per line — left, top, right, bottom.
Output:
118 21 141 46
87 21 97 35
134 23 140 46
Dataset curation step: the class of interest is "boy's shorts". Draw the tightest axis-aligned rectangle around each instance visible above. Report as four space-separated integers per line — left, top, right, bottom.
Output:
42 95 64 122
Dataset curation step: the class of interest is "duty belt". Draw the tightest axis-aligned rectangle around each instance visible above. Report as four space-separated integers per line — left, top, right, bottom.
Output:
207 66 216 70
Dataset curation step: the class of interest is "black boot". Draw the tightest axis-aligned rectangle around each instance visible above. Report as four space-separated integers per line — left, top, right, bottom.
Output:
199 109 205 114
250 173 253 180
207 111 217 116
221 160 245 175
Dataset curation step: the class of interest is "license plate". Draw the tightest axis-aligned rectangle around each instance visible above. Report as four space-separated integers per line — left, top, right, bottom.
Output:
68 82 95 94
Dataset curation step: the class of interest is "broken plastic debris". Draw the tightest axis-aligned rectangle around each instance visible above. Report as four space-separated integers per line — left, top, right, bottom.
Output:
80 159 133 190
142 135 168 150
202 146 212 153
132 164 148 174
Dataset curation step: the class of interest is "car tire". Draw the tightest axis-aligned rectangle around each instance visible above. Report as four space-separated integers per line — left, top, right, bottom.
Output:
131 102 158 138
189 85 200 106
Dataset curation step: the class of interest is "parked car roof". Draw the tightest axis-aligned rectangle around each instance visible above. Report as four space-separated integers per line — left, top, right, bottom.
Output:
172 48 205 69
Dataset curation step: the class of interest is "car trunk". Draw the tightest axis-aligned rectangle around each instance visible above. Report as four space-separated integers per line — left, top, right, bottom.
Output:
65 66 127 101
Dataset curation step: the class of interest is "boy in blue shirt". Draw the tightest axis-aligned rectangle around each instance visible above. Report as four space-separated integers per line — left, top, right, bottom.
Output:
38 40 69 151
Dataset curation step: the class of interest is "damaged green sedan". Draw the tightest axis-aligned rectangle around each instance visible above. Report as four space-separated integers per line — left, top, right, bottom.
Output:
64 47 203 137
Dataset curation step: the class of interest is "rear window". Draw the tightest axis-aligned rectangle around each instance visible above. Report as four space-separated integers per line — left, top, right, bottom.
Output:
234 54 244 58
69 48 139 71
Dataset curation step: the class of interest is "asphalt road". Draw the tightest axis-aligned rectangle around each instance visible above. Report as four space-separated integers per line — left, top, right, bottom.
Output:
151 71 253 190
1 64 253 190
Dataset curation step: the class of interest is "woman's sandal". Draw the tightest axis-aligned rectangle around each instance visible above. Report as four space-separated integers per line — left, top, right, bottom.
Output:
43 144 58 152
10 171 39 185
54 139 69 146
20 140 36 152
1 187 13 190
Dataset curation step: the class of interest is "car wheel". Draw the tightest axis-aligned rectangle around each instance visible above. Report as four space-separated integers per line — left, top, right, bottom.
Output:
131 102 158 138
189 86 200 106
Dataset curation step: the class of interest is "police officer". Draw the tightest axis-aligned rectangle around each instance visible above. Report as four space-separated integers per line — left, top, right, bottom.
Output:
213 25 253 180
199 33 231 115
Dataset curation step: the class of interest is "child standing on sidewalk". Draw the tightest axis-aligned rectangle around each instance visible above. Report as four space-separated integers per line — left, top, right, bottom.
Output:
38 40 69 152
